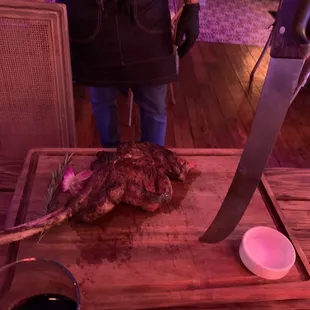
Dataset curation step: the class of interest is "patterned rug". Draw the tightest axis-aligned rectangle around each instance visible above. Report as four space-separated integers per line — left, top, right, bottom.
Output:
197 0 279 46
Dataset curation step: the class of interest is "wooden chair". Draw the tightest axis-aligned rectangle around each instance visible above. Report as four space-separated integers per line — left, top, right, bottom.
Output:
0 1 76 160
250 0 283 80
250 10 277 81
250 3 310 95
127 3 184 127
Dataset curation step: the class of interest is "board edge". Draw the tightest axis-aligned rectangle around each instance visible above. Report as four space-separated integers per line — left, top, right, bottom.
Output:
260 175 310 279
19 147 244 157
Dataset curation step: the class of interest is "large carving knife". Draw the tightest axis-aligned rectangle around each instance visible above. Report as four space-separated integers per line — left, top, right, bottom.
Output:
200 0 310 244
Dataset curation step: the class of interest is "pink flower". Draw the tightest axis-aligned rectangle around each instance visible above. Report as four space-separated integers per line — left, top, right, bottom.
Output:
62 166 93 196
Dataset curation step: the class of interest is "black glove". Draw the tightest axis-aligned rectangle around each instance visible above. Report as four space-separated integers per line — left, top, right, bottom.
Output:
175 3 200 59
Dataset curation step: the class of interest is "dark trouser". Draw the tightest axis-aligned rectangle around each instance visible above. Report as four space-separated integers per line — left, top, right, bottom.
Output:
89 84 168 148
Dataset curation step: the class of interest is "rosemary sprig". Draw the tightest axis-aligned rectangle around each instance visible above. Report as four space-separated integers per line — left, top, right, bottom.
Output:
37 153 74 242
44 153 74 214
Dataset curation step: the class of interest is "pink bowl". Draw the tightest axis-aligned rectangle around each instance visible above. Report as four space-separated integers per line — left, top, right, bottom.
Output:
239 226 296 280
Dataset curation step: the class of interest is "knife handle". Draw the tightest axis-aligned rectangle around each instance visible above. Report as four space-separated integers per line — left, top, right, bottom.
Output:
270 0 310 59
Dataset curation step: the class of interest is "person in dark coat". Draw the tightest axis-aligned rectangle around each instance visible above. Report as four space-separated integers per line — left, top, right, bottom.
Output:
58 0 200 147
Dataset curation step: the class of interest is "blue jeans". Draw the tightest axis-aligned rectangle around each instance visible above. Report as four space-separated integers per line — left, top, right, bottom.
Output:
89 84 168 148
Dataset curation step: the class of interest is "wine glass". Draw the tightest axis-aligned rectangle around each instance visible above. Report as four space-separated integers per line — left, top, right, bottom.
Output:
0 257 81 310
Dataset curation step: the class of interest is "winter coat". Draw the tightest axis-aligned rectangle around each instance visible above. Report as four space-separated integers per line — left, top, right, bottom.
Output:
58 0 178 86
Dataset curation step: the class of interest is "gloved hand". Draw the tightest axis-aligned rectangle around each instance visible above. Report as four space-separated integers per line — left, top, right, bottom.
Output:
175 3 200 59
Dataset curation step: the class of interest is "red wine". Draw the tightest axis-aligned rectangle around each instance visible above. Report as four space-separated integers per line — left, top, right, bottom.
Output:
10 294 77 310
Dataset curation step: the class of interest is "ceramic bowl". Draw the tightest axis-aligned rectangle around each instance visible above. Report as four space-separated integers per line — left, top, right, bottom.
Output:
239 226 296 280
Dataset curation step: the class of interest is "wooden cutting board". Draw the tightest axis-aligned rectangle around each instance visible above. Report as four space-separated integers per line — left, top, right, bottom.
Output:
2 148 310 309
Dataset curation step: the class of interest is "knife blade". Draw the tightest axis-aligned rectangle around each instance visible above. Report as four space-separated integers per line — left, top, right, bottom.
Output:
200 0 310 244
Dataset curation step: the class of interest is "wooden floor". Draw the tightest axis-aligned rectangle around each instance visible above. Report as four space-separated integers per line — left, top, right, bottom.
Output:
74 42 310 168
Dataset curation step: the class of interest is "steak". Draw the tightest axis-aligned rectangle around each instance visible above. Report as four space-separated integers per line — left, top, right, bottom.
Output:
0 142 193 245
79 142 191 222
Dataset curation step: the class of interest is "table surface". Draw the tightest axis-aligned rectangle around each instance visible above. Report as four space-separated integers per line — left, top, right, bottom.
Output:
1 151 310 309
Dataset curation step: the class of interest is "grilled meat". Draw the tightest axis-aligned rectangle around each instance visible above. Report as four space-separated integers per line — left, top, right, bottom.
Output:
0 142 192 245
